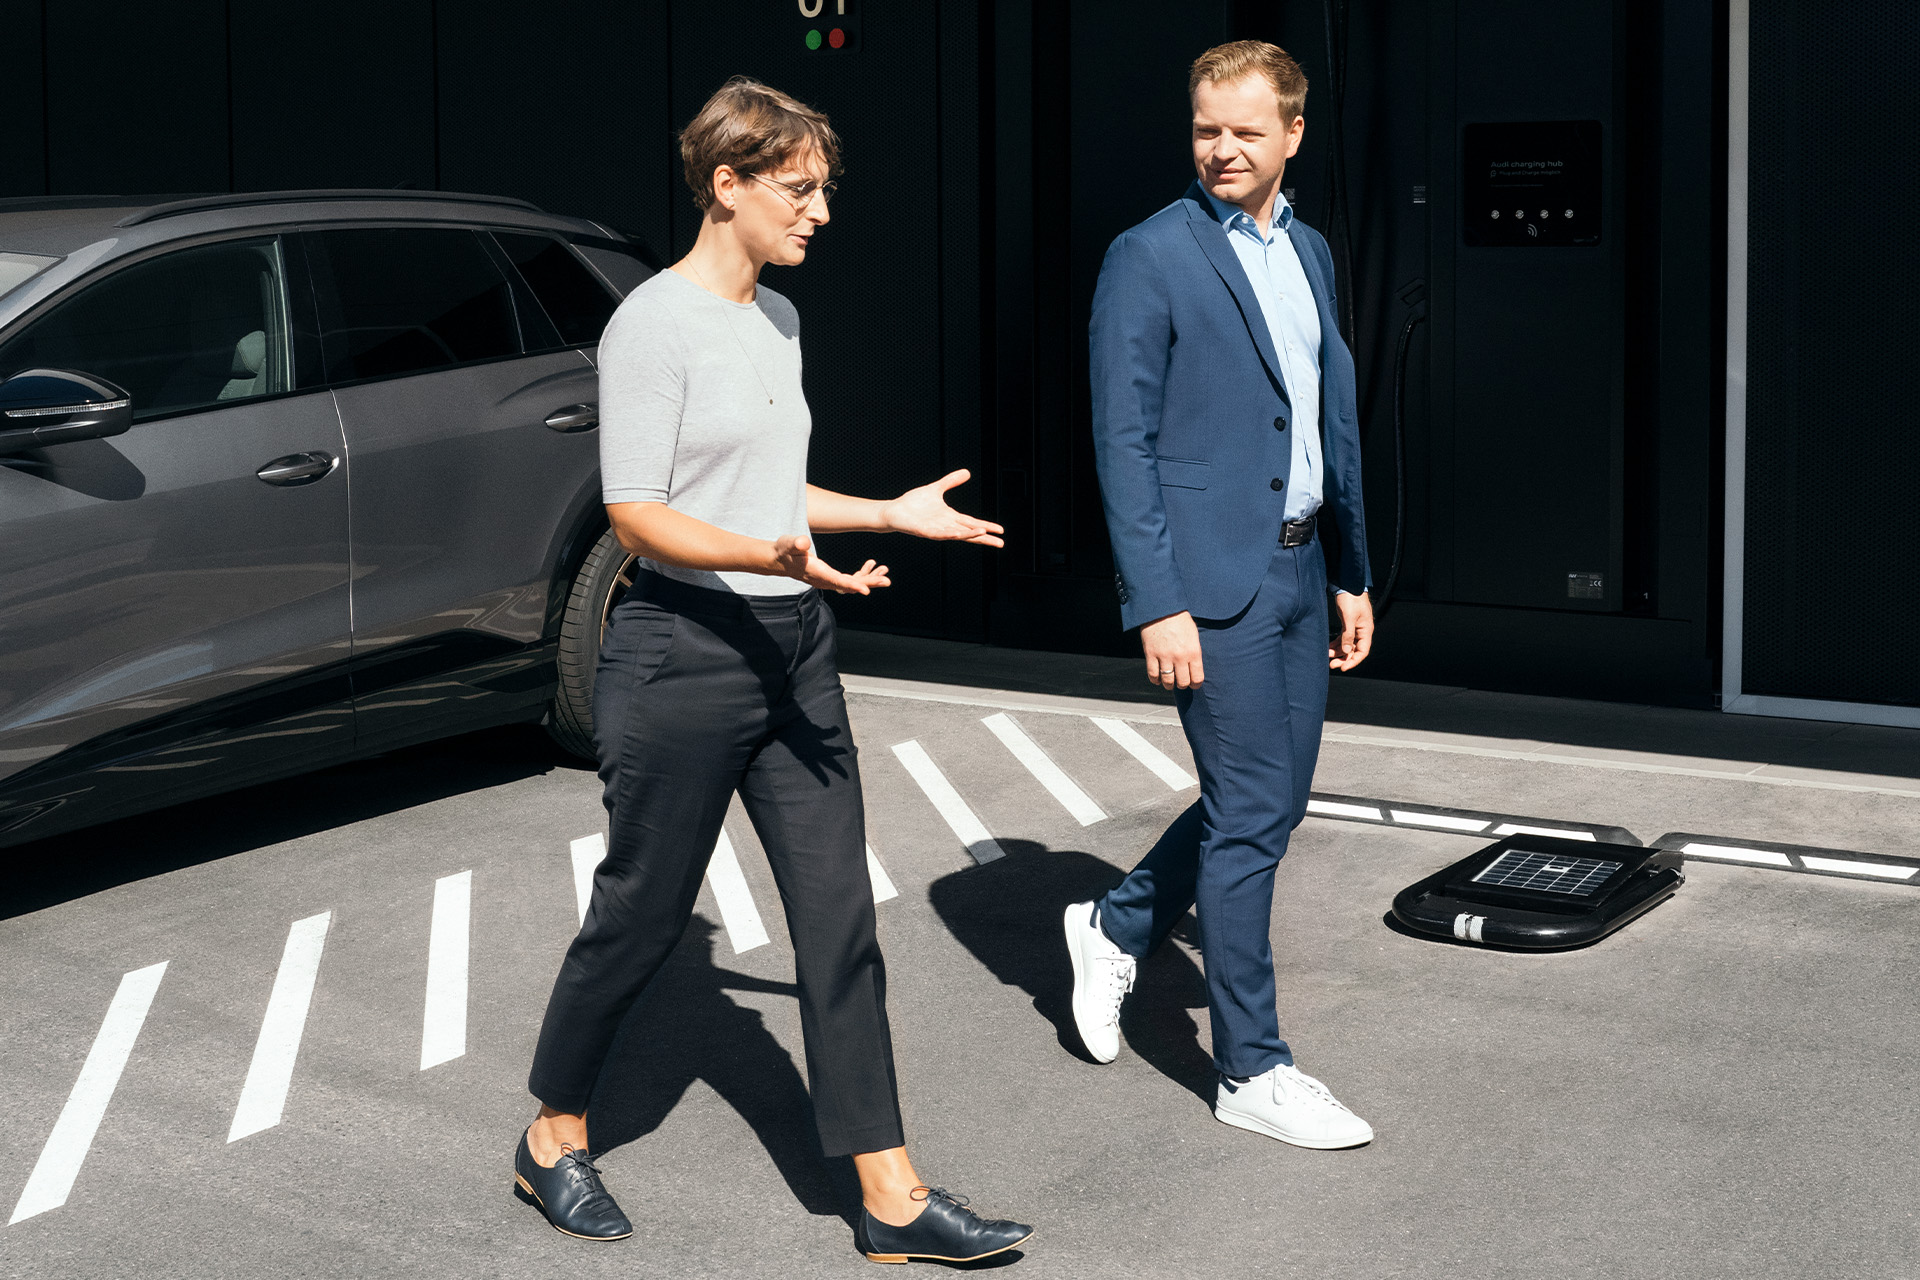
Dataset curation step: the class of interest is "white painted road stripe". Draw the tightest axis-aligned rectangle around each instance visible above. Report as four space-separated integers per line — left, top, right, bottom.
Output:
1308 799 1384 820
1391 810 1490 833
8 962 168 1225
419 872 471 1071
866 844 899 903
1680 842 1793 867
1493 823 1598 841
1091 717 1197 790
706 830 770 954
570 834 604 926
891 739 1007 864
1800 855 1918 881
982 713 1107 825
228 911 331 1143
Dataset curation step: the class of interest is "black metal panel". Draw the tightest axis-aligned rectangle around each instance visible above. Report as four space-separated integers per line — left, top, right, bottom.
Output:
1445 0 1625 612
1744 0 1920 707
230 0 434 192
0 0 45 197
437 1 672 257
45 0 228 194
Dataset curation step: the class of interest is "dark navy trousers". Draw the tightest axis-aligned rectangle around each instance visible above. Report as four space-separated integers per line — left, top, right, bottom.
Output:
1096 537 1331 1079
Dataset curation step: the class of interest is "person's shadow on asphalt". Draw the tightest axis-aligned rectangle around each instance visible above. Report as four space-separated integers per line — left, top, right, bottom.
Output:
584 916 862 1224
928 840 1219 1104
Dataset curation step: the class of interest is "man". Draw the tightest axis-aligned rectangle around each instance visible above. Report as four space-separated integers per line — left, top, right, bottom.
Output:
1067 40 1376 1149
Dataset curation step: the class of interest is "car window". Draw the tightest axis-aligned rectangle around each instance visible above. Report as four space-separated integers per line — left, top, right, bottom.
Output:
493 232 620 347
572 243 656 299
309 228 523 383
0 238 292 421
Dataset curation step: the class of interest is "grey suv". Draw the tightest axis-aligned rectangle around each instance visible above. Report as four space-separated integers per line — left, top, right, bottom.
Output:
0 190 657 850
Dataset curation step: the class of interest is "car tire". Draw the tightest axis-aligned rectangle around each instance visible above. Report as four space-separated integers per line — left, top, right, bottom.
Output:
546 527 638 762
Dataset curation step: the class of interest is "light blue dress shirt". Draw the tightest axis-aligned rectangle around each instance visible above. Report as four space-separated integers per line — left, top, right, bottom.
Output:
1202 190 1324 523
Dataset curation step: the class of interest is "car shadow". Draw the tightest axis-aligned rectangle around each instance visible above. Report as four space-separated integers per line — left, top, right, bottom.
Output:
0 722 576 920
584 916 862 1224
927 840 1218 1105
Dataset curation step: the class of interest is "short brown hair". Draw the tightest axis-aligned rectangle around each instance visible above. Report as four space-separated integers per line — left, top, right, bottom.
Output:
679 76 843 210
1189 40 1308 124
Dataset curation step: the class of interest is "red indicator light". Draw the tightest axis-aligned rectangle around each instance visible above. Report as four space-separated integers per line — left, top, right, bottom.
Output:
828 27 845 48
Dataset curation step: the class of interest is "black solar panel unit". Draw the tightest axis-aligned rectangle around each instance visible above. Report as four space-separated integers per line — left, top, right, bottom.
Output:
1392 835 1684 949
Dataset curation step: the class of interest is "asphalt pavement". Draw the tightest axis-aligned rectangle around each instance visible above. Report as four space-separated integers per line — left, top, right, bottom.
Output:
2 637 1916 1279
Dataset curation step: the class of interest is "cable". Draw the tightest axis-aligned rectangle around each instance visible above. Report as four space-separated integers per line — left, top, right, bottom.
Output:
1378 297 1426 615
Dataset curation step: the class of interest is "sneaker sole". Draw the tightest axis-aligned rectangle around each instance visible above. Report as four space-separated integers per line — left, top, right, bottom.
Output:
1212 1105 1374 1151
864 1230 1036 1264
1063 904 1119 1064
514 1172 634 1241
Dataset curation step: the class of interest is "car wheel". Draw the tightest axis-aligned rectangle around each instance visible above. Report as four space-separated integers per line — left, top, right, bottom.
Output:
546 527 638 761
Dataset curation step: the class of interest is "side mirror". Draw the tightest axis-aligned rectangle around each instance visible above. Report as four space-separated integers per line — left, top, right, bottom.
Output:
0 369 133 453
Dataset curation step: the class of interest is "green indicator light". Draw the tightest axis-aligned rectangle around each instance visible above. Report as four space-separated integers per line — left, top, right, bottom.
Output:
805 28 822 50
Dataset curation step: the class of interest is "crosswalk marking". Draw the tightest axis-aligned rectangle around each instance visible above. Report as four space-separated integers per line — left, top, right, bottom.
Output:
866 843 899 903
1391 810 1489 833
228 911 331 1143
420 872 471 1071
982 713 1107 825
706 830 771 954
891 739 1006 865
1091 717 1197 790
570 834 604 926
8 962 168 1225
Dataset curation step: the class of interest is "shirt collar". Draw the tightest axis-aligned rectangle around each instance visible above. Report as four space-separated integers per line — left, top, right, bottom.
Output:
1202 188 1294 241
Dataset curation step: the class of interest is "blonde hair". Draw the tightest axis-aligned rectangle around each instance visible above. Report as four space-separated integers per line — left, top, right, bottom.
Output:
1189 40 1308 124
679 76 843 211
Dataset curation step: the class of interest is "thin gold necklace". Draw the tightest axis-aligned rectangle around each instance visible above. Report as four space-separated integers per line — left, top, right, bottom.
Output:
687 257 774 406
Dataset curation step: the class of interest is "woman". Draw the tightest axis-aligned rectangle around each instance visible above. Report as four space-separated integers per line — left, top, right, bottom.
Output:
512 77 1034 1266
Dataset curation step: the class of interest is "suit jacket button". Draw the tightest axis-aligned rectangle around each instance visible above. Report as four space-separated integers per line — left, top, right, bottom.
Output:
1270 477 1285 491
1273 416 1287 431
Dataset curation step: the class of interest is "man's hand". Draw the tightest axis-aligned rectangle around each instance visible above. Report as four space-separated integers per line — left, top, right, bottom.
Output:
1329 591 1374 671
880 469 1006 546
1141 611 1204 690
771 535 891 595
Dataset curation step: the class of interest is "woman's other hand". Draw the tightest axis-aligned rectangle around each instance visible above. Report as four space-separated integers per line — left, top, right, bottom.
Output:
771 535 891 594
881 469 1006 546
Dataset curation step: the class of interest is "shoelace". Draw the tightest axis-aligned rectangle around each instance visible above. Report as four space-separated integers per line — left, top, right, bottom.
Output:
912 1186 977 1218
1096 955 1137 1026
1281 1069 1354 1114
557 1145 611 1194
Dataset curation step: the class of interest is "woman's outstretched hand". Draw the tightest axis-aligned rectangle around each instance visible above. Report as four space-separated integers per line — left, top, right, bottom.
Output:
771 534 891 595
881 469 1006 547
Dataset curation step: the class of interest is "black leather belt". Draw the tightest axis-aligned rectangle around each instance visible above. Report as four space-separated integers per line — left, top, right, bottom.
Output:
1280 515 1317 548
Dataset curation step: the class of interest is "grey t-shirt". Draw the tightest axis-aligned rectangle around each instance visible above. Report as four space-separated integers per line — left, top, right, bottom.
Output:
598 269 811 596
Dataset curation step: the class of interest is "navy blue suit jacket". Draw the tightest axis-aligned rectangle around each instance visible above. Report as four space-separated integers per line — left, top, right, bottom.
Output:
1090 181 1371 630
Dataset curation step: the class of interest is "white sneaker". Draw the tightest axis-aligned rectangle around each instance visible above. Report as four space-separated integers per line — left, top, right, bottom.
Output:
1064 901 1136 1063
1214 1063 1375 1149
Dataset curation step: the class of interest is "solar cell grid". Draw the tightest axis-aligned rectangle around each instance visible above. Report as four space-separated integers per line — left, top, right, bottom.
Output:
1472 849 1623 898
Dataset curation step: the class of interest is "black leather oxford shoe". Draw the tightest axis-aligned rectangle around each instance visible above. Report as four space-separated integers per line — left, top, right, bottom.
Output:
854 1186 1033 1264
513 1128 633 1241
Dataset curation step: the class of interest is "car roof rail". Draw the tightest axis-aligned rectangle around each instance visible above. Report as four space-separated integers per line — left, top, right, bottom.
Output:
115 189 547 227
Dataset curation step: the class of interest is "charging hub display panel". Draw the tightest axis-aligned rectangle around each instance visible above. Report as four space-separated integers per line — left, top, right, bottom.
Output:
1463 120 1602 247
1392 835 1682 949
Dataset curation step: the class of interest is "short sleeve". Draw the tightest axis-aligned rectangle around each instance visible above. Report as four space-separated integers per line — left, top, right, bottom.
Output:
597 292 686 505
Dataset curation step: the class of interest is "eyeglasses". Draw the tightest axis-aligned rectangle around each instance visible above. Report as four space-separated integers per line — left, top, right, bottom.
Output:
749 174 838 208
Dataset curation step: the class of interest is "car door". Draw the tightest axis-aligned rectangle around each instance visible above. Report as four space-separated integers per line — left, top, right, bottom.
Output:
303 225 606 752
0 234 353 844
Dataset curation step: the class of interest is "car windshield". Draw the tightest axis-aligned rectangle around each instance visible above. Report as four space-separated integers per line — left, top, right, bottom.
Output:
0 251 60 301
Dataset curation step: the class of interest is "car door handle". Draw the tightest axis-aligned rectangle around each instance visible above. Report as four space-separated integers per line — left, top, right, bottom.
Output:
256 451 338 486
543 403 598 433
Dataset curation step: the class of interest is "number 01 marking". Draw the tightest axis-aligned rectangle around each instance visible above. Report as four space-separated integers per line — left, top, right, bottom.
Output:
798 0 848 16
